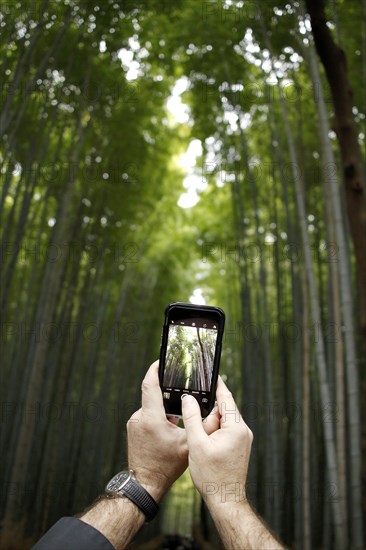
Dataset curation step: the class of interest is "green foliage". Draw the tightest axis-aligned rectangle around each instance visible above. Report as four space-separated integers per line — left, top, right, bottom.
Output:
0 0 364 548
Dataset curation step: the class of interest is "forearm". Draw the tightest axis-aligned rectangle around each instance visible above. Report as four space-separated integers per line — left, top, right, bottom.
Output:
207 500 285 550
80 496 146 550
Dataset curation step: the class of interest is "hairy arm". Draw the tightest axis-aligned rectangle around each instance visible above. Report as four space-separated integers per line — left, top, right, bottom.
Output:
208 500 284 550
182 379 285 550
80 490 158 550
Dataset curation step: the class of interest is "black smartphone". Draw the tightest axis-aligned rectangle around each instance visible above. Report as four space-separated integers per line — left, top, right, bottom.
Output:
159 302 225 418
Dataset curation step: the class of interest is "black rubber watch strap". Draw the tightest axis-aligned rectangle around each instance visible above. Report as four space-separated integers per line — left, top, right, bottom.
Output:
121 478 159 522
106 471 159 522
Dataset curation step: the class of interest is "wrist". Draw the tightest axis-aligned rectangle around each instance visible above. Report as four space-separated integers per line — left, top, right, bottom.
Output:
204 495 285 549
206 497 252 524
199 480 247 508
131 467 169 502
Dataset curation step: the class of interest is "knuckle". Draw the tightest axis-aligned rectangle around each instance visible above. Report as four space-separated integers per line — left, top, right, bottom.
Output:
184 410 197 424
127 408 141 426
238 422 253 442
141 379 151 393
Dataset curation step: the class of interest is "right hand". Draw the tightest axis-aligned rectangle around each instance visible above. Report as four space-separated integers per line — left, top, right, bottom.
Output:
181 376 253 506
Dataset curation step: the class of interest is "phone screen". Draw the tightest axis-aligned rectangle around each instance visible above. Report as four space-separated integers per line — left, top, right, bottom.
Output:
163 317 218 391
159 303 225 417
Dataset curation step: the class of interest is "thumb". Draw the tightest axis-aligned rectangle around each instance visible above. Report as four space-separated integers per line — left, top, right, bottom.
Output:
181 394 207 448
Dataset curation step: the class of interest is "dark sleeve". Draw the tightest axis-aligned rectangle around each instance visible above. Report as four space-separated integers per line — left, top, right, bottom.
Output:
31 516 115 550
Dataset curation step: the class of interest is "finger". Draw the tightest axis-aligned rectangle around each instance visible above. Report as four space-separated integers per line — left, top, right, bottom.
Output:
127 408 142 431
202 401 220 435
181 394 207 447
216 376 242 428
141 360 166 419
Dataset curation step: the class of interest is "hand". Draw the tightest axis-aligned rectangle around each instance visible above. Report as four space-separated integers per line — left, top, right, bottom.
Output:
127 361 188 501
181 376 253 506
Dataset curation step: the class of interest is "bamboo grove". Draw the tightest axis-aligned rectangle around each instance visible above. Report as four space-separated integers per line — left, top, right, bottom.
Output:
0 1 365 549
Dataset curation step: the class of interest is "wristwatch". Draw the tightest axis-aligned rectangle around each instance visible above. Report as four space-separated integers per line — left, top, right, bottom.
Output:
105 470 159 522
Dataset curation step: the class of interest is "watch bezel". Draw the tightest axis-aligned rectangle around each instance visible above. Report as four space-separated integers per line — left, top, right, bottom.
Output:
105 469 133 495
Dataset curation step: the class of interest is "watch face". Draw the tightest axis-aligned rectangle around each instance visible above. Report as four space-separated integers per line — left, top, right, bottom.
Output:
107 471 130 492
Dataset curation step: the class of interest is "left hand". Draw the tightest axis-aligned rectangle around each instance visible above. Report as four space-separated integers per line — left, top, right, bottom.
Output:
127 361 188 501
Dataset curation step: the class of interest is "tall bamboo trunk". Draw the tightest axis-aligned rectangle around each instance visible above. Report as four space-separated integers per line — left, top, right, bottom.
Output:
300 12 362 543
302 270 311 550
268 117 301 545
278 86 345 549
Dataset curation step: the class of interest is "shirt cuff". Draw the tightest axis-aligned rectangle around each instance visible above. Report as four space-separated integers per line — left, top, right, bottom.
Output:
31 516 115 550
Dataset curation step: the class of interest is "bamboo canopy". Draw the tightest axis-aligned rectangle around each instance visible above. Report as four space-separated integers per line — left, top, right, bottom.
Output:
0 1 365 549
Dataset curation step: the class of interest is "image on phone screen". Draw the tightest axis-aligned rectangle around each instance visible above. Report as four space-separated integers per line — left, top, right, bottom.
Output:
163 319 217 392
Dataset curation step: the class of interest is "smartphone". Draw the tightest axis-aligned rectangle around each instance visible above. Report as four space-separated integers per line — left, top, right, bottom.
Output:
159 302 225 418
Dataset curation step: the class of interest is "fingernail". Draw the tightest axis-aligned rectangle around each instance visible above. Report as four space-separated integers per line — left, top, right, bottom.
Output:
181 393 188 400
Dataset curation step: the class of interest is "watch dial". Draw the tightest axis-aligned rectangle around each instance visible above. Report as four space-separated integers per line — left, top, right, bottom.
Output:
108 472 129 492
